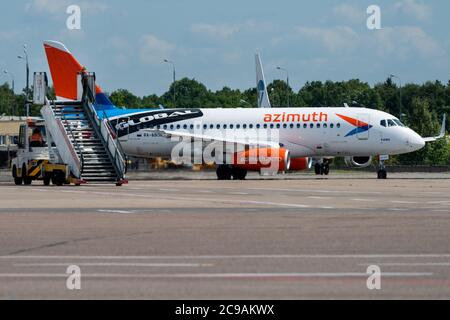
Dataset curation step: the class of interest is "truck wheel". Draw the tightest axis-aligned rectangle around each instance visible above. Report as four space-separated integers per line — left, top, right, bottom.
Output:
43 176 51 186
54 171 65 186
12 166 22 185
22 165 32 185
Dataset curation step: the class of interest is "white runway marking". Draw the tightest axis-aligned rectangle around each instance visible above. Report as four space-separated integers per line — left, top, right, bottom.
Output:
350 199 375 202
15 263 212 268
360 262 450 267
248 188 382 195
98 209 134 214
390 201 418 204
0 272 433 279
2 254 450 260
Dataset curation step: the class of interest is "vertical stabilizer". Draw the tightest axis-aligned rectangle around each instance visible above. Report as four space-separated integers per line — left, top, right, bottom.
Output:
255 53 271 108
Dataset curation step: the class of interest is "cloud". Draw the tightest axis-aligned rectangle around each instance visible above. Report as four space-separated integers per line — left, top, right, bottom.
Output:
190 20 273 40
373 26 444 59
190 23 241 40
333 3 365 24
394 0 432 22
293 26 359 52
139 34 176 65
25 0 108 15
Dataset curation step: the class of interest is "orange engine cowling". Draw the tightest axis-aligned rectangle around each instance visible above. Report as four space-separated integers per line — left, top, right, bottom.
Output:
289 157 312 171
233 148 290 172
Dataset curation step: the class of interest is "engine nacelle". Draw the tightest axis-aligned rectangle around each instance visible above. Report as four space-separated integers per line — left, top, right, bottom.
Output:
289 157 312 171
345 156 373 168
233 148 290 172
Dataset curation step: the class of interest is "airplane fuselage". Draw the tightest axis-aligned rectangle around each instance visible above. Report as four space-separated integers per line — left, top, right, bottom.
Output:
106 107 425 159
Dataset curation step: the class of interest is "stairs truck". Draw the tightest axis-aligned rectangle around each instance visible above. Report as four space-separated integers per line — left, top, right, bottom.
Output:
11 72 128 186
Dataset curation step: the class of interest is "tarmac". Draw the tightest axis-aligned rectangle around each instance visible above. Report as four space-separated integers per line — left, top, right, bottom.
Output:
0 171 450 299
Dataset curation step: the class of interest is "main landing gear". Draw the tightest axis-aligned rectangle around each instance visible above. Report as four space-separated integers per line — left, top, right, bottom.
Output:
216 165 247 180
315 161 330 176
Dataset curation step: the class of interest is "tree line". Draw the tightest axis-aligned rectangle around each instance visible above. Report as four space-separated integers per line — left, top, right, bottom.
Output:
1 77 449 165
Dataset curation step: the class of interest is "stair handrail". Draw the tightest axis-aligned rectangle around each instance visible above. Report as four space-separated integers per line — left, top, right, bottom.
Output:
40 100 82 178
80 74 127 181
56 100 85 177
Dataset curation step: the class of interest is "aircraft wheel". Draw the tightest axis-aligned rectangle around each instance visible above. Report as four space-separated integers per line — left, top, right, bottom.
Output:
216 165 232 180
377 170 387 179
322 164 330 176
315 163 322 175
232 167 247 180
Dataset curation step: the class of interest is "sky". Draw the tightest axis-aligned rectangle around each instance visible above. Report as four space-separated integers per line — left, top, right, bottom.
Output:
1 0 449 96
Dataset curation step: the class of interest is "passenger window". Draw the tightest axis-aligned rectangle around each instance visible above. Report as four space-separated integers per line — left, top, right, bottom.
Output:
297 124 301 129
317 123 321 129
276 124 281 129
243 124 247 129
249 124 254 129
223 124 227 129
230 124 234 129
323 123 328 128
337 123 341 128
183 124 188 130
283 124 287 129
177 125 181 129
190 124 194 130
330 123 334 129
210 124 214 129
256 124 261 129
303 124 307 129
270 124 274 129
237 124 241 129
290 124 294 129
203 124 207 130
263 124 268 129
310 123 314 129
216 124 221 129
170 125 174 130
163 125 168 130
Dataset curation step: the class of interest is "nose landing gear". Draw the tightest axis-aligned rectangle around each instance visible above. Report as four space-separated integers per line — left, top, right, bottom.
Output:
377 155 388 179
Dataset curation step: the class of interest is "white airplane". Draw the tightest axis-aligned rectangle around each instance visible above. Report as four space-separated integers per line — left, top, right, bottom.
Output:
44 40 446 180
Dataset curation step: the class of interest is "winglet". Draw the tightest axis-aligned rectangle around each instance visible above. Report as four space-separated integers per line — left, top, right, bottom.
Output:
423 114 447 142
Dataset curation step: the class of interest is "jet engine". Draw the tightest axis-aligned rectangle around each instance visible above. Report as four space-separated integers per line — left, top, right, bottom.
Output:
344 156 373 168
233 148 290 172
289 157 312 171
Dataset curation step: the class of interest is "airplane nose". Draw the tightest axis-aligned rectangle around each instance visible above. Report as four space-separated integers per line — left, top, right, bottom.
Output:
408 132 426 151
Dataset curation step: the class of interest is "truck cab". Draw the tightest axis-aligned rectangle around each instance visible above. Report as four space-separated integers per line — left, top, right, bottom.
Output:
12 120 50 185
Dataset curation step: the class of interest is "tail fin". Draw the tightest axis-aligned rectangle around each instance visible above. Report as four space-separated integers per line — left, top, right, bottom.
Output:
255 53 271 108
43 40 115 109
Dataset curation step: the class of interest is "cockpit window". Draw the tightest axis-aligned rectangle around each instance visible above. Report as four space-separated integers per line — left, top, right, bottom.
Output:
387 119 396 127
393 119 406 127
380 120 386 127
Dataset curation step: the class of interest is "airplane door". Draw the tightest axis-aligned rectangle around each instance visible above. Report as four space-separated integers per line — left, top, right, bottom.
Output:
357 114 370 140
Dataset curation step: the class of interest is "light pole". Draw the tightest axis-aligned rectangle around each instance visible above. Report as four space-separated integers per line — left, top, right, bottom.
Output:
3 70 15 115
277 66 290 108
3 70 14 93
18 44 30 117
389 74 403 122
164 59 176 107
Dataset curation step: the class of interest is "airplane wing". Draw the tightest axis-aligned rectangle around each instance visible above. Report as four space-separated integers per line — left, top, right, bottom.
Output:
142 128 281 149
423 114 447 142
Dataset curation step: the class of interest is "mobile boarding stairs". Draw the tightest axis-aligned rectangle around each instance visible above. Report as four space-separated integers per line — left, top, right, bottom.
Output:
37 72 128 186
